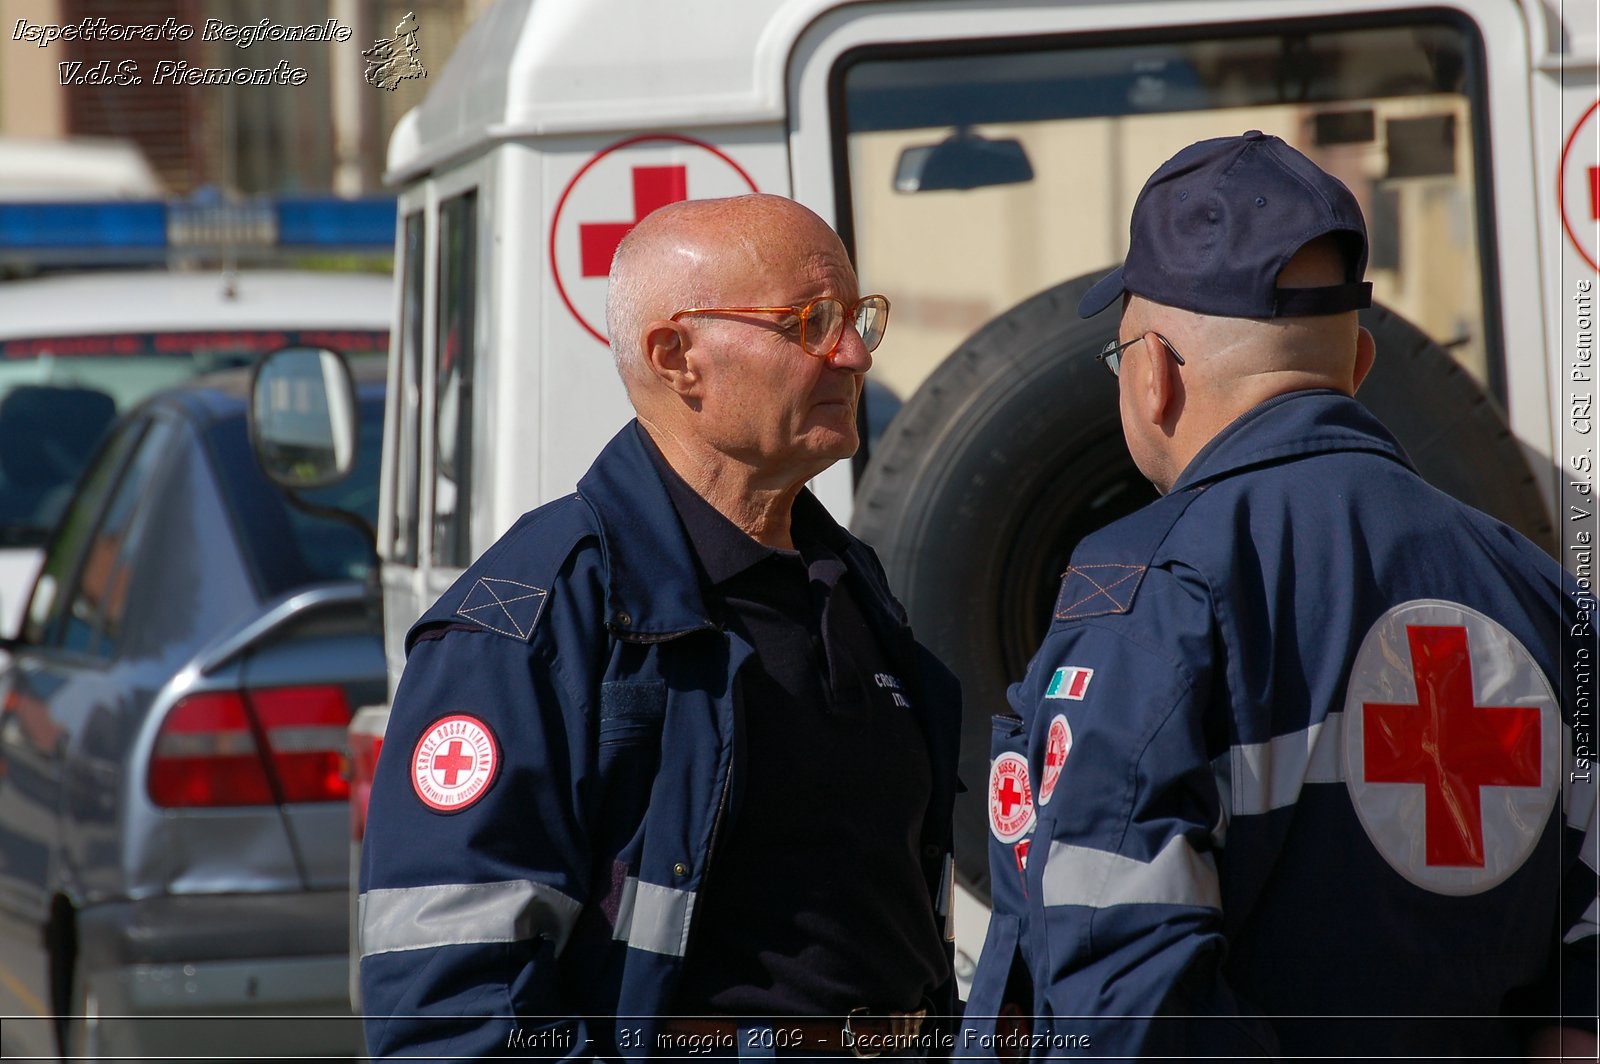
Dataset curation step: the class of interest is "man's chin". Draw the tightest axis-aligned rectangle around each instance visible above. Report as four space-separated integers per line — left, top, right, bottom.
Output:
791 429 859 477
817 423 860 457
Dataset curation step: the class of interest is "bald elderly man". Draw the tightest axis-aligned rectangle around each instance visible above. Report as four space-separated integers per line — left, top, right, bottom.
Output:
358 195 960 1060
966 133 1597 1060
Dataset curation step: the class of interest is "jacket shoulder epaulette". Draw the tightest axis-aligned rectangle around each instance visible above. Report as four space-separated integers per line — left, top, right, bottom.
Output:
406 494 598 652
1053 485 1204 622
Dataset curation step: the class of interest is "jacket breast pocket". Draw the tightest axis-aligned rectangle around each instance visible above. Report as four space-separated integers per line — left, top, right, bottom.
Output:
595 681 667 844
599 679 667 744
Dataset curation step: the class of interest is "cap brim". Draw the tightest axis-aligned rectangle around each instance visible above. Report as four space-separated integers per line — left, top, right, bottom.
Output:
1077 266 1126 318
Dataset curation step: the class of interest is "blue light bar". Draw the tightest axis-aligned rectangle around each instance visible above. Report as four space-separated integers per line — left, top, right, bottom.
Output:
0 197 396 258
0 202 166 249
277 197 396 248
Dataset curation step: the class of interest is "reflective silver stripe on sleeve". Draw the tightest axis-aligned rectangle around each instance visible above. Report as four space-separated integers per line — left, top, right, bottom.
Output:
1218 713 1345 819
1565 898 1599 944
1041 835 1221 911
359 879 582 959
612 877 696 957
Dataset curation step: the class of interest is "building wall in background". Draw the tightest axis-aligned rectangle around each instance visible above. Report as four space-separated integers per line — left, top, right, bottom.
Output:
0 0 482 197
62 0 204 192
1 0 69 138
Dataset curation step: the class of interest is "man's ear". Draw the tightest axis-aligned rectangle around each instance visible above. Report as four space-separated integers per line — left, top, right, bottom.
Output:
1140 331 1180 427
642 320 699 396
1351 325 1377 394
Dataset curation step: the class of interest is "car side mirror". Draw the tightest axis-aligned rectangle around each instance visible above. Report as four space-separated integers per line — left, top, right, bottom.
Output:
249 346 358 489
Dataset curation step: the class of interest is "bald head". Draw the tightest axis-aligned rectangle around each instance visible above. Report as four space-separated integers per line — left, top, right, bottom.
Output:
1116 235 1377 493
606 195 848 393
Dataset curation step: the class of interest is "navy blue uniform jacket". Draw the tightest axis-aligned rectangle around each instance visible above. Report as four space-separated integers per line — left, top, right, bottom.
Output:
358 423 962 1059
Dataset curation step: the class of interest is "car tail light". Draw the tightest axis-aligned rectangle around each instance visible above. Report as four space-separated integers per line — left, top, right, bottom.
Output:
149 692 273 807
347 711 386 842
149 686 352 808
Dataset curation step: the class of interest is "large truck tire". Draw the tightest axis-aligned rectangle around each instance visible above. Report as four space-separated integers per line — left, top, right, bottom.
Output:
853 270 1556 901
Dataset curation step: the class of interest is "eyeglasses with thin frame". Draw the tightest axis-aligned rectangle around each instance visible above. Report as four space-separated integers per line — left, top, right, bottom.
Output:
1096 332 1186 377
669 294 890 358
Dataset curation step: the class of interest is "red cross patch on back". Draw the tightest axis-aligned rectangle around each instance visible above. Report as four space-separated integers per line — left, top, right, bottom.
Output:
1342 600 1558 895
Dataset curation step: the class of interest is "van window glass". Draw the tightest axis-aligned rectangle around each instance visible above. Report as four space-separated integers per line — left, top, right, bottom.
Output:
836 20 1493 405
433 192 477 569
390 212 425 567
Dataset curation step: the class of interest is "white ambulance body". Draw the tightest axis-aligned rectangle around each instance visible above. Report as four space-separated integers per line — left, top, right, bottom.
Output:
362 0 1598 980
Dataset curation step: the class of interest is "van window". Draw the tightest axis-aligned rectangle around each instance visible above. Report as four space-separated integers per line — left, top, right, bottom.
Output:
390 212 425 567
836 18 1494 404
433 192 477 569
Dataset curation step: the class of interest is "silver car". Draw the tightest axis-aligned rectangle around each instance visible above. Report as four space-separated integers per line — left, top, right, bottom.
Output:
0 362 386 1059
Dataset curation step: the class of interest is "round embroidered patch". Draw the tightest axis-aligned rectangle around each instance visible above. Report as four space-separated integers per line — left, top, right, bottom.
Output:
411 714 500 813
988 751 1035 843
1038 714 1073 806
1342 599 1559 896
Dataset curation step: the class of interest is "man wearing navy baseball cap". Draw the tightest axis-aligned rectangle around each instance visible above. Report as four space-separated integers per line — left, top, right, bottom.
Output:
964 132 1596 1061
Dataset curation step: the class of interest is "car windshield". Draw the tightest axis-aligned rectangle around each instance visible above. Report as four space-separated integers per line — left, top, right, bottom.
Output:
0 328 387 546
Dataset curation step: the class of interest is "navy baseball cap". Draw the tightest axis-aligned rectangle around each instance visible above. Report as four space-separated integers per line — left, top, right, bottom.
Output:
1078 131 1373 319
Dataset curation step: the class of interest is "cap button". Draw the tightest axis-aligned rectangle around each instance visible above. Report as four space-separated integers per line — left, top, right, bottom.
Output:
1243 129 1265 139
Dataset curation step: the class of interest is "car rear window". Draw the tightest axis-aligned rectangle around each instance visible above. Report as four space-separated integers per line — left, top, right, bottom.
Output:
207 393 385 597
0 328 386 545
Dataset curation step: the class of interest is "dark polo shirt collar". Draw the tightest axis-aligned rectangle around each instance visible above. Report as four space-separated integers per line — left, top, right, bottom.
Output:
635 421 814 582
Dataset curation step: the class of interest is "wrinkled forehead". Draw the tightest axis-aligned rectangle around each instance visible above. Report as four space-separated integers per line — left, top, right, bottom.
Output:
697 225 853 300
636 198 853 299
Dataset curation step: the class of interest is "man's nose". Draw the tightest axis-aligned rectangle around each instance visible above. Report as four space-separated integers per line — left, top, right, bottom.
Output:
827 320 873 374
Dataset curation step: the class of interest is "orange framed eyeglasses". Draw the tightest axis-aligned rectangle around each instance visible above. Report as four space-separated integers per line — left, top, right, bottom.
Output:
668 294 890 358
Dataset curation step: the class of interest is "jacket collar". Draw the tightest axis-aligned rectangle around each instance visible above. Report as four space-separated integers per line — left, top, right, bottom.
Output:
576 420 858 640
576 422 712 639
1170 389 1415 495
